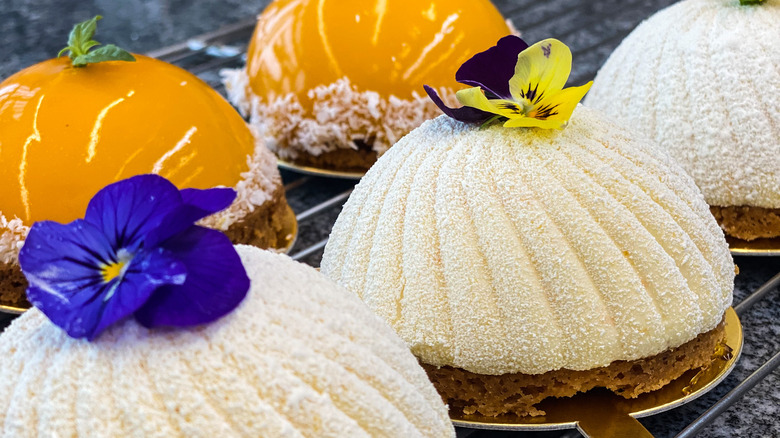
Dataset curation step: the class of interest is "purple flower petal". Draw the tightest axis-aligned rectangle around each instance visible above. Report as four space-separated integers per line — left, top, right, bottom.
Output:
134 226 249 328
455 35 529 100
79 249 187 340
145 187 236 247
21 173 248 340
20 219 186 340
20 220 117 299
424 85 494 124
180 187 236 214
84 174 183 253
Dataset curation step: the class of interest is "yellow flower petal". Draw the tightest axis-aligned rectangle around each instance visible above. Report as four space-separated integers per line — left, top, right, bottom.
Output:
456 87 527 119
508 39 572 104
503 116 565 129
533 81 592 123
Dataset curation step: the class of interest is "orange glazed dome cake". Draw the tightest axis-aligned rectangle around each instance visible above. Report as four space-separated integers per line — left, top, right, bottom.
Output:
0 243 455 437
585 0 780 241
321 37 735 417
222 0 513 172
0 18 292 309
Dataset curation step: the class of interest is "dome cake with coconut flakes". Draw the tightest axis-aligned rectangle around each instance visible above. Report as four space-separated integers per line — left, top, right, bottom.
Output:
222 0 514 173
321 36 735 417
586 0 780 241
0 174 454 438
0 17 293 310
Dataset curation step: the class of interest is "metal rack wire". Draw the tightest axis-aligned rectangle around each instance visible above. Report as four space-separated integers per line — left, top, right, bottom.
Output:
143 4 780 437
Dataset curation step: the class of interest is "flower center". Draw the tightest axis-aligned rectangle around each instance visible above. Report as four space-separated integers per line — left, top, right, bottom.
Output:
527 102 560 120
518 99 535 116
101 249 132 283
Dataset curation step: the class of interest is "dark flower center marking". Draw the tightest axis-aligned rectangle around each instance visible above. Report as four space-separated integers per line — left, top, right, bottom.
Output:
541 43 552 58
519 83 545 104
499 102 523 114
530 103 560 120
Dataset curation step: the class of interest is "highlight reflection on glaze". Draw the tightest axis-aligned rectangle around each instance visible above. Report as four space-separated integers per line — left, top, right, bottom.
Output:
245 0 512 102
0 55 254 225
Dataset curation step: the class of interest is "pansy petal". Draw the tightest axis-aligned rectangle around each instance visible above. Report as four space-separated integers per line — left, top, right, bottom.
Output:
78 249 186 340
180 187 236 216
503 116 565 129
83 248 187 339
534 82 593 124
24 281 117 340
145 187 237 247
134 226 249 328
21 222 186 339
456 87 499 112
424 85 494 124
20 220 116 302
456 87 527 119
456 35 529 99
84 174 183 252
509 39 571 103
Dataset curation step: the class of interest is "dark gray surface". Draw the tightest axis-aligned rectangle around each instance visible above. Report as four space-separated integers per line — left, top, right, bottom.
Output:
0 0 272 80
1 0 778 437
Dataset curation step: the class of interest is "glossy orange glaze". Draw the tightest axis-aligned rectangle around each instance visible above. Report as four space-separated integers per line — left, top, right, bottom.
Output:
0 55 255 225
246 0 512 103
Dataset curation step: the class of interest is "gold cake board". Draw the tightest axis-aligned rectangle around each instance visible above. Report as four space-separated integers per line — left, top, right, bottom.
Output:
727 236 780 256
0 304 24 316
277 203 299 254
452 307 743 437
277 159 365 180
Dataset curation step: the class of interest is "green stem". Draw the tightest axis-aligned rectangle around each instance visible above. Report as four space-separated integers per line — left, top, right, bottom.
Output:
480 115 504 129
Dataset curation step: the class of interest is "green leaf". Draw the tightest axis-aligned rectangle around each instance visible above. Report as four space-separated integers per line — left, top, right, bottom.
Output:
67 16 102 57
739 0 766 4
82 40 101 52
59 16 136 67
72 44 136 67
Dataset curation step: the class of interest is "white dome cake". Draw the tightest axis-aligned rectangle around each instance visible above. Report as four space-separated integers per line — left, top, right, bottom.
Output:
0 246 455 438
321 107 735 416
585 0 780 240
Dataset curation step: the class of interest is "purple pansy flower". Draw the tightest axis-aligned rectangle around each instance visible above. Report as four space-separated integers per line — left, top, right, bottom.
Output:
425 35 593 129
18 174 250 340
425 35 529 124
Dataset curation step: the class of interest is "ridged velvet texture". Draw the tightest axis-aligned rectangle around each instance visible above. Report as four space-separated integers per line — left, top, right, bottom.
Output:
322 108 734 375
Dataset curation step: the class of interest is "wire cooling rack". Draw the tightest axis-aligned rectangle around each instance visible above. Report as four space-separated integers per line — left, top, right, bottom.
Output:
2 1 774 437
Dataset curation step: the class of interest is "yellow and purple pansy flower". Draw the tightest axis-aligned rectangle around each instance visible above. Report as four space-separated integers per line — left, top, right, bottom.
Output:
18 174 250 340
425 35 592 129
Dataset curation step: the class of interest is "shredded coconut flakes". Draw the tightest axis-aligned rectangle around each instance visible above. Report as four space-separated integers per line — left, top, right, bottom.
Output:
221 68 459 160
199 127 282 231
0 215 28 265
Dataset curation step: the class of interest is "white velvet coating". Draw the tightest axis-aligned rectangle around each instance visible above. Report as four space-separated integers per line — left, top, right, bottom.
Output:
0 247 455 438
322 108 734 375
586 0 780 208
